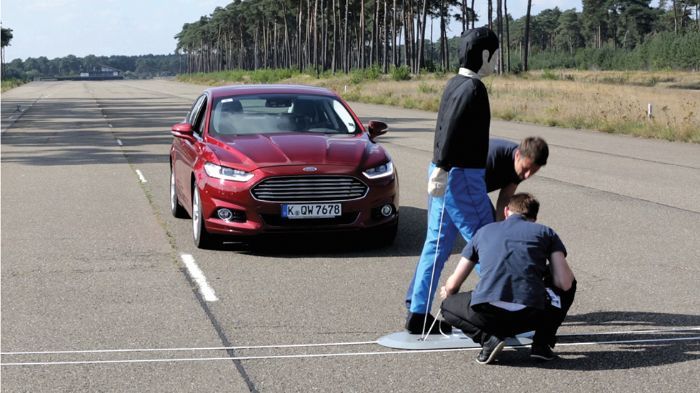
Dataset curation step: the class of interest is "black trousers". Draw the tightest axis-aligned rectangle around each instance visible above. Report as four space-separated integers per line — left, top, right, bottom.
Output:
440 281 576 347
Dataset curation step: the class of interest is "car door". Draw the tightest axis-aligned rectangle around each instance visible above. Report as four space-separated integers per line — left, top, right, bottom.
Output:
175 94 207 211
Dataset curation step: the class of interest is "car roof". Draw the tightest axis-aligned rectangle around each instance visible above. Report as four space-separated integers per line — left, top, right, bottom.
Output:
206 84 337 100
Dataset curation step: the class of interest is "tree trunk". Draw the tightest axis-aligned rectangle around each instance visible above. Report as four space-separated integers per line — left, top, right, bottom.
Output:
417 0 429 73
298 0 304 72
320 0 326 71
332 0 337 73
375 0 380 67
673 0 678 34
505 0 510 72
497 0 503 74
523 0 531 72
284 6 291 68
441 0 447 70
360 0 365 68
344 0 348 72
370 1 376 65
392 0 397 67
471 0 475 29
313 0 318 72
404 1 410 69
383 0 389 73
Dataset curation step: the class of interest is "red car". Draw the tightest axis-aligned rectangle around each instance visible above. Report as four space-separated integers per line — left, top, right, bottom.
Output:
169 84 399 248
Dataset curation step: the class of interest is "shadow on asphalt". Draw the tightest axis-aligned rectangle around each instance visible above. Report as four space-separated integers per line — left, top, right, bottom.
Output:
2 97 434 168
1 97 187 166
358 116 435 133
498 311 700 370
565 311 700 329
212 206 467 259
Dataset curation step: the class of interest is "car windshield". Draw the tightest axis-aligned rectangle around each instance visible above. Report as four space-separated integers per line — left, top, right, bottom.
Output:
209 93 359 136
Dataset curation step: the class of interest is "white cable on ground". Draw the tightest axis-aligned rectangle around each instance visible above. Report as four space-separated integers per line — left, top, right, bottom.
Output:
3 336 698 367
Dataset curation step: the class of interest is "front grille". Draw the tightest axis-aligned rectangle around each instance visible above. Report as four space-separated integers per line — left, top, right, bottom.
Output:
251 176 368 202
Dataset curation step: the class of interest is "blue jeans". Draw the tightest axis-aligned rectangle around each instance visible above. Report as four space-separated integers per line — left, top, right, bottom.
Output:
405 163 493 314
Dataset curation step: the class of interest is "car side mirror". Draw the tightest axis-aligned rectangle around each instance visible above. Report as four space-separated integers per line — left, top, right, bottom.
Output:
171 122 195 141
367 120 388 140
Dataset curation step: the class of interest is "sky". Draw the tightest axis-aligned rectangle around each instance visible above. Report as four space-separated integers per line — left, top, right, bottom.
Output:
0 1 658 62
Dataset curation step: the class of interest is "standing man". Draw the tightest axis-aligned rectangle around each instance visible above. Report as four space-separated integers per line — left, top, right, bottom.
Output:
440 193 576 364
404 27 499 335
486 137 549 221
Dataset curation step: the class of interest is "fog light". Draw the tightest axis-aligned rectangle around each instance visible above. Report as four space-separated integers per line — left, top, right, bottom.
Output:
380 204 394 217
217 208 233 221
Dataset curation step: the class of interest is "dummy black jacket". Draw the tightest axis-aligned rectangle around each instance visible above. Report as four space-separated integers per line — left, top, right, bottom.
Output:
432 75 490 170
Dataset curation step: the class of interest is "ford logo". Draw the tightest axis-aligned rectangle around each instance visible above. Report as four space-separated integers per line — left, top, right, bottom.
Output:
303 167 318 172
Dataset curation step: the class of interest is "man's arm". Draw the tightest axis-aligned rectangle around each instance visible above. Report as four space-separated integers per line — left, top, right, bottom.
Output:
550 251 575 291
440 257 477 299
495 183 518 221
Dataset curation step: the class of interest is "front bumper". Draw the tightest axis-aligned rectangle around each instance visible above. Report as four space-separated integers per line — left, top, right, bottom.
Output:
197 166 399 237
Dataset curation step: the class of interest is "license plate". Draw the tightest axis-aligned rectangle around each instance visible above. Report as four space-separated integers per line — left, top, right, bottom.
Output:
282 203 342 219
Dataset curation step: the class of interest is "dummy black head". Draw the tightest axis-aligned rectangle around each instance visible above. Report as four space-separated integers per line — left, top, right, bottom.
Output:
458 27 499 71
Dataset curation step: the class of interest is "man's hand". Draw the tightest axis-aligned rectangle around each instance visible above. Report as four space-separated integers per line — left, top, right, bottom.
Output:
441 257 476 300
440 285 453 300
428 167 448 196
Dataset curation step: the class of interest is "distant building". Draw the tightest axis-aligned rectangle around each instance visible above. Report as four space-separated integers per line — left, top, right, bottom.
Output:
58 65 124 81
80 65 124 80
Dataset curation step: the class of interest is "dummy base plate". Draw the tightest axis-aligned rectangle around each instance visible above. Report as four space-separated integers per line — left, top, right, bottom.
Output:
377 330 533 350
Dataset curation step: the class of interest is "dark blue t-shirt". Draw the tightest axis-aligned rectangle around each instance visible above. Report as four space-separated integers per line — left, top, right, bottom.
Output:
462 214 567 310
485 139 521 192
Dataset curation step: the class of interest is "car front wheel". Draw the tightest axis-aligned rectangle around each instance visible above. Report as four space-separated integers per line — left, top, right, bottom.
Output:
192 184 217 249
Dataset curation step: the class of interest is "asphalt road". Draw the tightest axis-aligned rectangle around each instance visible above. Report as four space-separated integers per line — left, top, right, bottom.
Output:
2 80 699 393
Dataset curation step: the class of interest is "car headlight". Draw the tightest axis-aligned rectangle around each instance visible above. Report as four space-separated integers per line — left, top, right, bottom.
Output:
362 161 394 179
204 162 254 182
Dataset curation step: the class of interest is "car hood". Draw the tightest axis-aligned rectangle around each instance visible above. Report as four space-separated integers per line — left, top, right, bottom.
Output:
212 133 386 169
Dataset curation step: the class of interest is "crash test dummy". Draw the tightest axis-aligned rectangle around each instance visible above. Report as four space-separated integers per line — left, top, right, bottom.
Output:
405 27 500 335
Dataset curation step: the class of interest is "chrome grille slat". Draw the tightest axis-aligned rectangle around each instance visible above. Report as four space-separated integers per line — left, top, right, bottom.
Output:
255 183 358 188
252 176 368 202
256 188 362 191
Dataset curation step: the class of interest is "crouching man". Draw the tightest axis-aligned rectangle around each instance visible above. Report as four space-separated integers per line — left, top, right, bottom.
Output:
439 193 576 364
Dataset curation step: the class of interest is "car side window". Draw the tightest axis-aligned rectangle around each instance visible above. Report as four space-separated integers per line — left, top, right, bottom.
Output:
187 95 205 124
189 95 207 136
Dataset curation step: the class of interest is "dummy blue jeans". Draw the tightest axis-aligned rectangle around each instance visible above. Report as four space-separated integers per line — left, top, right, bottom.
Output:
406 163 493 314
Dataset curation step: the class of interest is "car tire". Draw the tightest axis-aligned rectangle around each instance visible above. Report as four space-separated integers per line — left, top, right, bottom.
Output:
192 184 218 249
170 167 188 218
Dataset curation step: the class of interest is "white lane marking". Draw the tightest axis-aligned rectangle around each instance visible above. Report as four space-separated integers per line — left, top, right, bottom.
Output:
116 139 123 146
135 169 147 183
181 254 218 302
2 341 378 355
3 327 699 356
2 336 699 366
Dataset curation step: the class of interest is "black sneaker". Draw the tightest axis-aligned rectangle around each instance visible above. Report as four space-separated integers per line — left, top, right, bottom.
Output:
530 343 557 361
405 312 452 335
475 335 505 364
